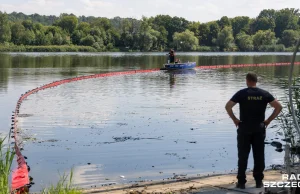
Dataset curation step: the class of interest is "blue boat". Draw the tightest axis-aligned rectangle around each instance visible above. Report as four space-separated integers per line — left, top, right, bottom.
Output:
162 62 196 70
165 69 196 75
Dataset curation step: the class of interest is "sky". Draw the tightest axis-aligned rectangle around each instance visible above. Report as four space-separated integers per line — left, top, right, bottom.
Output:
0 0 299 22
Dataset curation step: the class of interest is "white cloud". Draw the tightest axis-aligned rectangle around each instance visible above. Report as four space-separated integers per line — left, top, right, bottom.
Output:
0 0 64 15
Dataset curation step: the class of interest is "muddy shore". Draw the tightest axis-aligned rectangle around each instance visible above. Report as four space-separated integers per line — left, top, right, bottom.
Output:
82 170 283 194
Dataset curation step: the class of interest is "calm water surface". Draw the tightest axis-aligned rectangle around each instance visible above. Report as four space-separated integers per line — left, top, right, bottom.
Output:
1 52 300 191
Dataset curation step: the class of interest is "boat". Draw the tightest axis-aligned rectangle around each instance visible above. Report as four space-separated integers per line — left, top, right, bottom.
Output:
164 68 196 75
160 62 196 70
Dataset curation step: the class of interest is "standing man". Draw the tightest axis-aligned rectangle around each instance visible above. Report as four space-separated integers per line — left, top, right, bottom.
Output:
168 49 175 63
225 72 282 189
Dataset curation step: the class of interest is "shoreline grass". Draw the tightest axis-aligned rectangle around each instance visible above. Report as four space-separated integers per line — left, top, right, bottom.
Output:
0 45 97 52
0 137 15 194
41 169 82 194
0 45 298 53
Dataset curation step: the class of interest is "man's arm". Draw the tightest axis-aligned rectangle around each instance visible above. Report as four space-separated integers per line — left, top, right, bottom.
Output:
264 100 282 127
225 100 240 127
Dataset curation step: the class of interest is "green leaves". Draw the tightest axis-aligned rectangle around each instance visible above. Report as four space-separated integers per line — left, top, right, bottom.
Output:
280 30 300 47
0 12 11 43
236 32 254 51
56 15 78 35
252 30 276 50
214 26 235 51
173 29 199 51
0 137 15 194
1 8 300 51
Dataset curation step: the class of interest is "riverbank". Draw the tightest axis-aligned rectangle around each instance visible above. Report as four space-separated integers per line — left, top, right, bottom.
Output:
82 170 283 194
0 45 297 53
0 45 98 52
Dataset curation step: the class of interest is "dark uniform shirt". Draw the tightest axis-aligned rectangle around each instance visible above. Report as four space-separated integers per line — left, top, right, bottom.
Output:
230 87 275 130
169 52 175 63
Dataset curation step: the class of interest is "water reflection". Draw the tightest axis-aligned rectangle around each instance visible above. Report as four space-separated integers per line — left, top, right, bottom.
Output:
0 52 300 191
164 69 197 89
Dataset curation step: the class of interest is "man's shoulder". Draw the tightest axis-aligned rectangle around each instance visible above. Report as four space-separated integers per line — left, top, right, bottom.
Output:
236 88 248 94
256 88 272 95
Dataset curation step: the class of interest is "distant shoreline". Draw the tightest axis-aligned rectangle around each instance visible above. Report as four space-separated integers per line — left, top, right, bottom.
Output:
0 45 298 53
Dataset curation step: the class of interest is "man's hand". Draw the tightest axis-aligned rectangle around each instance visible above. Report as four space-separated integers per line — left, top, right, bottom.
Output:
233 119 241 127
264 100 282 129
263 119 271 128
225 100 239 127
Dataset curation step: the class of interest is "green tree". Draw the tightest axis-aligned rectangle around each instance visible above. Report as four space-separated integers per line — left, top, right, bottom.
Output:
80 35 95 46
52 32 63 45
46 26 64 36
92 40 105 51
138 17 160 51
208 21 220 46
188 22 200 36
198 23 210 45
56 15 78 34
0 12 11 43
35 31 48 45
11 23 25 45
91 18 111 30
251 17 275 33
231 16 250 36
214 26 234 51
252 30 276 50
71 30 84 45
21 30 35 45
77 22 90 34
107 28 121 47
258 9 277 20
157 26 168 51
22 20 33 30
173 29 198 51
150 15 189 45
275 8 299 37
33 23 44 33
218 16 231 29
235 32 254 51
45 32 54 45
280 30 300 47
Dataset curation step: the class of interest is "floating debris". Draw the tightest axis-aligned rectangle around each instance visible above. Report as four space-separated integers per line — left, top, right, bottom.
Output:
282 138 291 143
271 141 282 148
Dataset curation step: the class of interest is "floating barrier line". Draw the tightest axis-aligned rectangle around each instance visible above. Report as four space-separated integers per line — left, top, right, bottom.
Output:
195 62 300 69
9 61 300 193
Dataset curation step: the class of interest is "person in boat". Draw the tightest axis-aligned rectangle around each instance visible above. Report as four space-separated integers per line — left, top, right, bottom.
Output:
168 49 181 64
225 72 282 189
175 58 181 63
168 49 175 63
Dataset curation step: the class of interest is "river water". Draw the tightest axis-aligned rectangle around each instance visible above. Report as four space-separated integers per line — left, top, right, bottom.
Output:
0 52 299 191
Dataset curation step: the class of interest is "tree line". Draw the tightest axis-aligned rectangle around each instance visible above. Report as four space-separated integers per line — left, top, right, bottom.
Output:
0 8 300 52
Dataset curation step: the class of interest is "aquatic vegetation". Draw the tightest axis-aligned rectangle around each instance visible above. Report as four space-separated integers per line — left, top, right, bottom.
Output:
278 78 300 152
42 170 82 194
0 137 15 194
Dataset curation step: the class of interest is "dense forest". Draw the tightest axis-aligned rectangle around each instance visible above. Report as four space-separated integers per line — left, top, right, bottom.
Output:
0 8 300 52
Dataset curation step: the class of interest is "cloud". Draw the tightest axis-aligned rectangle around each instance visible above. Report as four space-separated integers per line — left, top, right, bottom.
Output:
0 0 64 15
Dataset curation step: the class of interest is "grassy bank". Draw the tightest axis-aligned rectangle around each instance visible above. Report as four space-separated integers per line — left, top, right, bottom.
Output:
0 137 81 193
41 170 82 194
0 45 298 53
0 138 15 194
0 45 97 52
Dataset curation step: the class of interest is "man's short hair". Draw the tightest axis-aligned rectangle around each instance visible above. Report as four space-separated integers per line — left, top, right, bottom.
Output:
246 72 257 83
